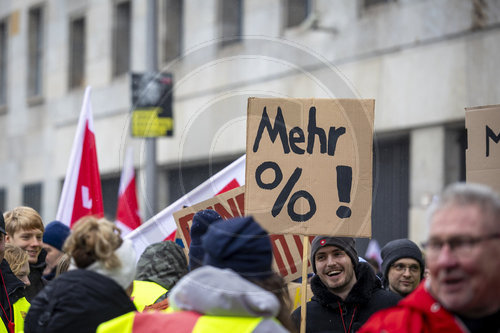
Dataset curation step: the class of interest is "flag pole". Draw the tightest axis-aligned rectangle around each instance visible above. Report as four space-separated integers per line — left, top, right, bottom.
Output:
300 235 309 333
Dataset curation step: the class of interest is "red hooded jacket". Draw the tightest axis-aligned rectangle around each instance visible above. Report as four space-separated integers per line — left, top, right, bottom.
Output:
359 282 467 333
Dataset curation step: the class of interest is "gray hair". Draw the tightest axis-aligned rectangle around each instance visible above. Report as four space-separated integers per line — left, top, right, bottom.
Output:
428 182 500 232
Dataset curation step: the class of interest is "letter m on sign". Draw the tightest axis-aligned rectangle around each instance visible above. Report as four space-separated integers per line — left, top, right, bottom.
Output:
486 125 500 157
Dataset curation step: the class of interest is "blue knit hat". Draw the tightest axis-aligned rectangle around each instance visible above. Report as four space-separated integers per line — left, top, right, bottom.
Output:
43 221 71 251
188 210 222 271
202 216 273 280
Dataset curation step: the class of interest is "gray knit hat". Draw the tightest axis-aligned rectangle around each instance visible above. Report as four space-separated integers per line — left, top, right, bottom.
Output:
381 239 425 284
310 236 358 273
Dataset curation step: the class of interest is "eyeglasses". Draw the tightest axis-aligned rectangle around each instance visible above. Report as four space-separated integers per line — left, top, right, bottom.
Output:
422 234 500 258
390 263 420 274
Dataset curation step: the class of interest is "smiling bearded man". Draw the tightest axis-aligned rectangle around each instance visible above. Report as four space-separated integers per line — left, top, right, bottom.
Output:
291 236 400 333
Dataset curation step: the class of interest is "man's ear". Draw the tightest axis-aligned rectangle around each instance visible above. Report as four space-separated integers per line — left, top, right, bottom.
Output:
5 234 11 243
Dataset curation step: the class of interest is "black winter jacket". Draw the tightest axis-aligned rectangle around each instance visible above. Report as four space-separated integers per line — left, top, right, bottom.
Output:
0 260 25 329
25 248 47 302
291 262 401 333
24 269 136 333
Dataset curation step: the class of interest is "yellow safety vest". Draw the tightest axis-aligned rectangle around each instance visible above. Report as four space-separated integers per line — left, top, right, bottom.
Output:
0 297 30 333
131 280 168 312
97 310 265 333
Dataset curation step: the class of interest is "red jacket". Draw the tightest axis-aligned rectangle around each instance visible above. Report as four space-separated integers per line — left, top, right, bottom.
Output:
359 283 467 333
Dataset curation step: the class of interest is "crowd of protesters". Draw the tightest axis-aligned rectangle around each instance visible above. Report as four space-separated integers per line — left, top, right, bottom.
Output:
0 181 497 332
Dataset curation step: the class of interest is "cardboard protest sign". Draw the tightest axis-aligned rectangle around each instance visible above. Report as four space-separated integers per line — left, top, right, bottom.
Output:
246 98 374 237
465 104 500 194
173 186 313 282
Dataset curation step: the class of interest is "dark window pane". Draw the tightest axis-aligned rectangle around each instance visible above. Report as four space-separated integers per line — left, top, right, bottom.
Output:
101 176 120 221
286 0 309 28
113 1 131 77
356 135 409 255
167 158 236 204
163 0 183 63
28 6 44 97
0 20 7 106
220 0 242 46
23 183 42 215
0 188 6 213
364 0 393 8
69 17 85 88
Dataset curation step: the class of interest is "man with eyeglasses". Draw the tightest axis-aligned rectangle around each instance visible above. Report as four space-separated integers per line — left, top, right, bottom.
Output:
380 239 424 297
359 182 500 333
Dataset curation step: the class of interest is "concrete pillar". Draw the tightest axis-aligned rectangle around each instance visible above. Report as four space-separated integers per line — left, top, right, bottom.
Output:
408 126 445 245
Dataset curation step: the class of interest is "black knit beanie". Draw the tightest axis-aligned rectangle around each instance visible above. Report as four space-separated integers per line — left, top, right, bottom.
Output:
310 236 358 273
381 239 425 283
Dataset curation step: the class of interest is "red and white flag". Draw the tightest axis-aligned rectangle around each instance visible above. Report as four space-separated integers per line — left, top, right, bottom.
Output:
115 147 141 236
126 154 246 257
365 238 382 268
56 86 104 228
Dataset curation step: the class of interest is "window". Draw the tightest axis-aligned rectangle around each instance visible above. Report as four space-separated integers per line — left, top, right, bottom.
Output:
285 0 310 28
364 0 394 8
23 183 42 215
69 16 85 89
0 188 6 212
27 6 44 99
113 1 131 77
219 0 242 46
167 159 235 204
101 176 120 221
0 19 7 108
162 0 183 63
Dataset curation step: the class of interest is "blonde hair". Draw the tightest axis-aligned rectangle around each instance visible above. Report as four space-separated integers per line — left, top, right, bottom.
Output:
63 216 123 270
4 244 29 276
56 253 71 277
4 206 44 236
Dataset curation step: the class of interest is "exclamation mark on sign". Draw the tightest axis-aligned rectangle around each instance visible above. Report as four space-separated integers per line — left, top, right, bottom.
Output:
336 165 352 219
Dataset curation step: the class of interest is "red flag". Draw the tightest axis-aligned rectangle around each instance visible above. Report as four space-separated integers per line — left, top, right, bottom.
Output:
56 86 104 228
115 147 141 236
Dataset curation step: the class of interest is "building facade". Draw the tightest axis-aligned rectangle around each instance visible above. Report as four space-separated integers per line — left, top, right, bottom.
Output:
0 0 499 252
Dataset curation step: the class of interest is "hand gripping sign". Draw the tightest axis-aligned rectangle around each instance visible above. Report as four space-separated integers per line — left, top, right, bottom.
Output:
245 98 374 237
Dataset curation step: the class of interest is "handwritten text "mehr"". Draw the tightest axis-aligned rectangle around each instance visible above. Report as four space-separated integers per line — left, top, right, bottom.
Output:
253 106 346 156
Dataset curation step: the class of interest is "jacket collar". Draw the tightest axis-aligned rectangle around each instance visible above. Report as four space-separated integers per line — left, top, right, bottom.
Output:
0 259 26 297
30 248 47 271
311 261 381 306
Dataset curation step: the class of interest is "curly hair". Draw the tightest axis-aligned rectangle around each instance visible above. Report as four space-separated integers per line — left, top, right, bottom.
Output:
63 216 123 270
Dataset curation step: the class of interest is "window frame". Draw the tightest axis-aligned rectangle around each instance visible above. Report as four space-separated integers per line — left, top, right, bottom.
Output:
0 18 8 112
112 0 132 78
27 5 45 104
68 15 86 89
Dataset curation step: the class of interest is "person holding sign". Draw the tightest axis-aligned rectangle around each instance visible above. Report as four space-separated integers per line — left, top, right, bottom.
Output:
360 183 500 333
291 236 400 332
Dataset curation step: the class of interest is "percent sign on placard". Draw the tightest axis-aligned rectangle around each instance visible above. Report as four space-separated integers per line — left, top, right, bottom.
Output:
255 161 353 221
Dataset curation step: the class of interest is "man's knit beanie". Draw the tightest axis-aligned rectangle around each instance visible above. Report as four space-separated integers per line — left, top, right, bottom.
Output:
381 239 425 284
310 236 358 273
